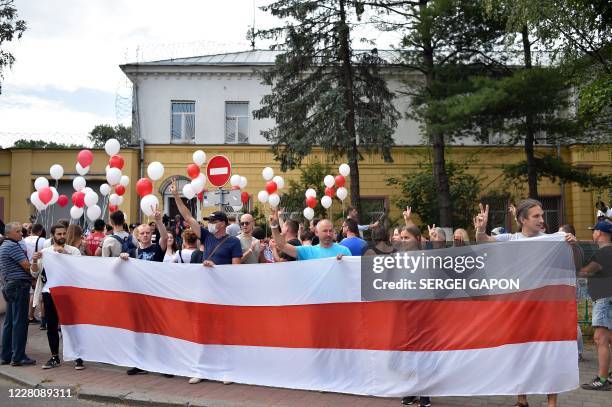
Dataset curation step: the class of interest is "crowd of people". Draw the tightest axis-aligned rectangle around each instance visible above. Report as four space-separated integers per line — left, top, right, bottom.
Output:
0 183 610 407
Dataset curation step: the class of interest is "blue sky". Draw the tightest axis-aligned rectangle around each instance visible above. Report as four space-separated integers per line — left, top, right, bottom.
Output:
0 0 399 148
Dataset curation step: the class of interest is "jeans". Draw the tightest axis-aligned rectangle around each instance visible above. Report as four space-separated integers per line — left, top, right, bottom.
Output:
42 293 59 355
1 280 31 362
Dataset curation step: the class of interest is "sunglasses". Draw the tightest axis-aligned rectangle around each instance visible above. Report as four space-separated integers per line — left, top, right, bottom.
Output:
240 222 251 226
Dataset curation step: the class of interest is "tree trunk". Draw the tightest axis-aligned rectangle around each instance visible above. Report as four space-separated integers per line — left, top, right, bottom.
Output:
420 0 452 227
338 0 362 215
521 25 538 199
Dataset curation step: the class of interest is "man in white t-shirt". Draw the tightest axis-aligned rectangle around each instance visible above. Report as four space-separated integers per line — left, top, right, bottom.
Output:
474 199 576 407
30 223 83 370
23 223 46 326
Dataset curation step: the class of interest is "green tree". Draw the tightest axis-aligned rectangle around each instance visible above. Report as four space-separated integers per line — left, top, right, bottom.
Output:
10 139 84 149
0 0 26 94
281 161 333 219
372 0 507 227
88 124 132 148
387 159 483 229
254 0 400 216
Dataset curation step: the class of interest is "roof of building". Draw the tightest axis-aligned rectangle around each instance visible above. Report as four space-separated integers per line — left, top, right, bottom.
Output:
123 49 404 67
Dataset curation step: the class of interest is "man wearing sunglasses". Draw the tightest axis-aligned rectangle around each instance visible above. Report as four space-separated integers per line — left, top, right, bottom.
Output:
238 214 260 264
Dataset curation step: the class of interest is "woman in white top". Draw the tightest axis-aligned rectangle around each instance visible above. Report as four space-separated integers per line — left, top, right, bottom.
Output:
173 229 198 264
162 232 178 263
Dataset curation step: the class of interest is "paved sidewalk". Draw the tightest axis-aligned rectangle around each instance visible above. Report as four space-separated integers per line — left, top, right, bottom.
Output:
0 328 609 407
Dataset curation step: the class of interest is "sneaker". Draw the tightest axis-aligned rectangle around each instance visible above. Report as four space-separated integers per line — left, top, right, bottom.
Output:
42 356 60 369
581 377 610 391
419 397 431 407
188 377 202 384
39 324 46 330
28 317 40 324
75 359 85 370
11 358 36 366
126 367 148 375
401 396 418 405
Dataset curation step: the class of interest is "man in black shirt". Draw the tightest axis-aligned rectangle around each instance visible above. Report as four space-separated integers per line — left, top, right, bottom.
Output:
279 219 301 261
580 221 612 390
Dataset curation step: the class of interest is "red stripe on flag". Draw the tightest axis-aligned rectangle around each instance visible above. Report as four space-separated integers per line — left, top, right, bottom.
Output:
51 286 576 352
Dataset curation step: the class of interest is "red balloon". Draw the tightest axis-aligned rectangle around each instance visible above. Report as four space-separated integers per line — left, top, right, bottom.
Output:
241 191 249 204
231 185 240 190
136 178 153 197
265 181 278 194
187 164 200 179
197 192 203 202
325 186 335 197
57 194 69 207
115 185 126 196
38 187 53 204
71 191 85 208
109 155 124 170
306 196 317 209
77 149 93 168
335 175 345 187
109 205 118 213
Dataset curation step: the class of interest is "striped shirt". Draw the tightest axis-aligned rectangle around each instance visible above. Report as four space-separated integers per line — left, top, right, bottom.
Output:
0 239 30 281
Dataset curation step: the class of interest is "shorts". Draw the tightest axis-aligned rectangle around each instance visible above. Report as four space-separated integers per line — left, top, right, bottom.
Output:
592 297 612 330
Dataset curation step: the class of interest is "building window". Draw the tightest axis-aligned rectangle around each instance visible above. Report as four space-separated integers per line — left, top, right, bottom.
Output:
360 197 387 224
541 196 561 232
480 194 511 233
171 101 195 142
225 102 249 144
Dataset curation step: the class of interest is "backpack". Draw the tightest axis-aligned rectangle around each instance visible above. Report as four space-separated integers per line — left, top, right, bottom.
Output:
111 234 137 258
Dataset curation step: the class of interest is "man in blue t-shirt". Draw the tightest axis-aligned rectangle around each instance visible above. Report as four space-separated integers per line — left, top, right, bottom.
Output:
269 209 350 260
339 218 368 256
170 178 242 266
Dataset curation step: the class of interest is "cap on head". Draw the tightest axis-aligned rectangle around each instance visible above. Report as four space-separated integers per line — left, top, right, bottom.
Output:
589 221 612 234
204 211 229 225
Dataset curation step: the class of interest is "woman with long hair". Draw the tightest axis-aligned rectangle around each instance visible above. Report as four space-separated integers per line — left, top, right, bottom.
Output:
65 224 86 255
163 231 179 262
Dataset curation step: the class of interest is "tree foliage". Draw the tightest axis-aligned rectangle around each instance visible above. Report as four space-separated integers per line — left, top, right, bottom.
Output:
0 0 26 94
88 124 132 148
10 139 84 149
387 159 483 229
254 0 400 214
281 161 332 219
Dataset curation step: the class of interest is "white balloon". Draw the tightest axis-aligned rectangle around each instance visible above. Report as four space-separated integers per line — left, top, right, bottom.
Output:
76 163 89 176
147 161 164 181
105 165 110 173
190 173 206 193
120 175 130 187
82 187 93 195
230 174 241 187
193 150 206 166
239 176 248 189
182 183 196 200
49 187 59 205
73 176 86 191
232 204 243 211
321 195 332 208
140 194 159 216
100 183 111 196
49 164 64 180
268 193 281 208
84 191 99 207
323 175 335 188
336 186 348 201
104 138 120 156
339 163 350 177
109 193 121 206
70 206 83 219
262 167 274 181
272 176 285 189
86 205 102 221
257 190 269 203
34 177 48 191
116 195 124 206
303 207 314 220
305 188 317 198
106 167 122 185
30 191 45 211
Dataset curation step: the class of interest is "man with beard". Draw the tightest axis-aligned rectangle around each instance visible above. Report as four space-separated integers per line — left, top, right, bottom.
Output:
30 223 83 370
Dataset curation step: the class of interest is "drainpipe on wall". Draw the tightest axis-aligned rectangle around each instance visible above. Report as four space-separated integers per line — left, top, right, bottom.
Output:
557 142 565 224
132 80 144 224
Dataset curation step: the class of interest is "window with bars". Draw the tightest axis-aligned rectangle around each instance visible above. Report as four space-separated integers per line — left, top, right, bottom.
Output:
540 196 561 233
480 194 511 233
171 101 195 142
225 102 249 144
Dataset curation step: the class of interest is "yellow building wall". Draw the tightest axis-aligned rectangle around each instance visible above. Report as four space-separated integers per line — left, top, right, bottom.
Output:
1 144 609 240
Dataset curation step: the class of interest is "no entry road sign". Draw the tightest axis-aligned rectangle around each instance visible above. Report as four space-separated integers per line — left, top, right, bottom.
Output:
206 155 232 187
